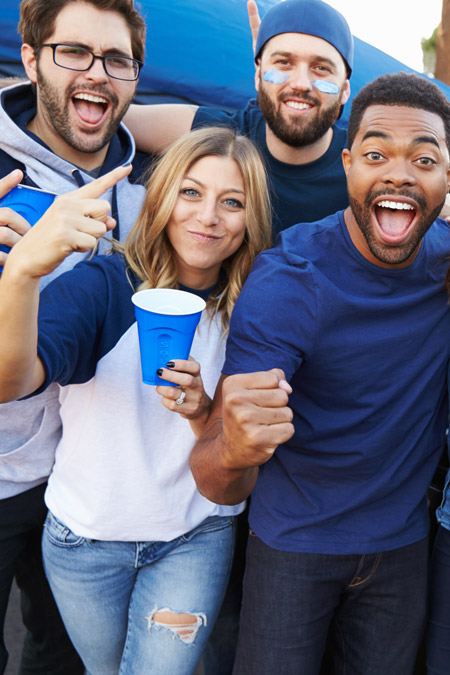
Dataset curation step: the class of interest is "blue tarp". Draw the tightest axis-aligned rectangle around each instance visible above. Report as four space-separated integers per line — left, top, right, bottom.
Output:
1 0 449 122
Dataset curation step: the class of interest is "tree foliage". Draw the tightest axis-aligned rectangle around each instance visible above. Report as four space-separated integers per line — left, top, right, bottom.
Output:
436 0 450 85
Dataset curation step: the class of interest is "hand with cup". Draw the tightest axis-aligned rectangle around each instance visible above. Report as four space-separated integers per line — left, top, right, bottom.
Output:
0 170 33 266
132 287 212 432
132 287 206 386
0 127 272 672
156 356 212 430
3 165 131 284
0 164 132 402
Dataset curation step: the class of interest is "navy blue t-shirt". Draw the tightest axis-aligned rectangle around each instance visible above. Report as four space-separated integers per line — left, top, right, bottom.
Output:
224 211 450 554
193 106 348 236
35 253 137 390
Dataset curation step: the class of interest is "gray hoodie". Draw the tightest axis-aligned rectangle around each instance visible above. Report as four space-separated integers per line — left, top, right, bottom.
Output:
0 82 147 497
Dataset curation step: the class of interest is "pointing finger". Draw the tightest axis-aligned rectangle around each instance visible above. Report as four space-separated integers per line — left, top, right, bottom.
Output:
65 165 132 201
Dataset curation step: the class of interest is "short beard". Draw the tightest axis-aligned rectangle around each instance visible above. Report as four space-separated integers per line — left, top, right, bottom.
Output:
257 82 342 148
348 188 445 265
36 64 134 155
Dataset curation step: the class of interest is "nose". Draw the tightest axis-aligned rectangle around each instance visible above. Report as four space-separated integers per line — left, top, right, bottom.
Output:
196 198 219 226
289 64 313 92
381 158 417 188
85 56 109 82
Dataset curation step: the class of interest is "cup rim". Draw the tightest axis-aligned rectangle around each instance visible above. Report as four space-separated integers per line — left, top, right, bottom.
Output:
8 184 57 198
131 288 206 316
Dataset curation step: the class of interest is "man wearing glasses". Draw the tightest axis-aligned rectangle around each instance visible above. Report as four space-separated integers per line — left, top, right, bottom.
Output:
0 2 146 673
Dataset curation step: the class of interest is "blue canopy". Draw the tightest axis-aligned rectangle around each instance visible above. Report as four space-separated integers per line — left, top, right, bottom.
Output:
1 0 449 123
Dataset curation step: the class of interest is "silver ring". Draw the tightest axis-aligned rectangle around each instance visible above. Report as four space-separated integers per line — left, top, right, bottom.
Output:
175 389 186 405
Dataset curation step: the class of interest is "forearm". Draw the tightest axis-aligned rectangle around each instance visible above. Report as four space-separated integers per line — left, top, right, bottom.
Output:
0 261 43 401
190 371 294 503
124 104 198 154
190 419 259 504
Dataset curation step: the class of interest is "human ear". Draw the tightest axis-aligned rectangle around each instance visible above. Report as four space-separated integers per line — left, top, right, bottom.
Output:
340 79 351 106
341 148 352 176
21 44 38 83
254 59 261 93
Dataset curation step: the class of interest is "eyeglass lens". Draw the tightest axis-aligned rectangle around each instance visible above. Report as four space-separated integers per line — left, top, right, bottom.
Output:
54 45 139 80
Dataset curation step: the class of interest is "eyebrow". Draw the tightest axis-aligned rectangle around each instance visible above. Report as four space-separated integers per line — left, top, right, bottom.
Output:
269 50 294 59
184 175 246 195
59 41 132 58
361 131 390 143
411 135 440 149
361 130 440 149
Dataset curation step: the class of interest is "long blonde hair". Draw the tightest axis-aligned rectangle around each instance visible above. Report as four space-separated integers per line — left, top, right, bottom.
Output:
124 126 272 330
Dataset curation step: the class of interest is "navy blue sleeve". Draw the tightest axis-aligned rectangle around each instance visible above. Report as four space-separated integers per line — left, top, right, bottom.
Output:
224 247 318 382
192 107 264 139
192 107 241 132
36 255 135 391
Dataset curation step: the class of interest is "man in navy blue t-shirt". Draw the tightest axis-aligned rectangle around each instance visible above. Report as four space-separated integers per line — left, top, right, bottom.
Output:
125 0 353 235
190 72 450 673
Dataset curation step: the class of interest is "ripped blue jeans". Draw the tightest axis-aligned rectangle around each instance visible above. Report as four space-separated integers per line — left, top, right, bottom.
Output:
42 511 235 675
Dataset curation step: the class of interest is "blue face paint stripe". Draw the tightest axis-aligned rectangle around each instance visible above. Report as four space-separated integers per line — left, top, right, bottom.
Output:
263 70 290 84
312 80 340 95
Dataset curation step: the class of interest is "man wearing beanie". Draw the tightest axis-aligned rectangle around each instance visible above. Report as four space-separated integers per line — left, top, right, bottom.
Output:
124 0 353 236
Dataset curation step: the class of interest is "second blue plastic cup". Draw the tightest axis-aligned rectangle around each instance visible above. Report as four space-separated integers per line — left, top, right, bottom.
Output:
0 184 56 255
132 288 206 386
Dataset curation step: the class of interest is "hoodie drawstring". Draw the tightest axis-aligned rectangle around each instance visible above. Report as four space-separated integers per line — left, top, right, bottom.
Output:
71 168 85 188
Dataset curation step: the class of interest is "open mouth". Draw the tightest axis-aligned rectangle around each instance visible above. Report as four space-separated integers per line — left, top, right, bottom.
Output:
373 198 418 244
71 92 110 127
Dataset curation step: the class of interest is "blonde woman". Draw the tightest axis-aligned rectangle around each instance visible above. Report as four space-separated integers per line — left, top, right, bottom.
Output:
0 127 271 675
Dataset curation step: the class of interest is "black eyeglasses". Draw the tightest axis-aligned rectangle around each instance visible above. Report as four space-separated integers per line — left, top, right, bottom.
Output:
39 43 142 81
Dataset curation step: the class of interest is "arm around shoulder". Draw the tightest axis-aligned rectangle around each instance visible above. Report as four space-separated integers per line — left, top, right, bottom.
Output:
124 103 198 154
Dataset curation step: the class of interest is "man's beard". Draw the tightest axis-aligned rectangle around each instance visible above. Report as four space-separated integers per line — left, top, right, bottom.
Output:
36 65 134 155
348 188 445 265
258 80 342 148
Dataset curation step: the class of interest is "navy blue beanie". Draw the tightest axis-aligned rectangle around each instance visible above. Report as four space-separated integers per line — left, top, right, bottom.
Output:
255 0 353 75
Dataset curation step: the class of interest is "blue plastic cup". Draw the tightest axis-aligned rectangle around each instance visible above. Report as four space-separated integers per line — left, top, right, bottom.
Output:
131 288 206 386
0 184 56 255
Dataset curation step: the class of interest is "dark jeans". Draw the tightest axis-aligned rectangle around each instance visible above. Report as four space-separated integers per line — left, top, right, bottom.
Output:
203 508 248 675
233 532 428 675
0 483 83 675
427 524 450 674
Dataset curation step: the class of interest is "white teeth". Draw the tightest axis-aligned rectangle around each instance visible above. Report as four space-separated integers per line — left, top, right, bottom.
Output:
73 93 107 104
378 200 414 210
285 101 311 110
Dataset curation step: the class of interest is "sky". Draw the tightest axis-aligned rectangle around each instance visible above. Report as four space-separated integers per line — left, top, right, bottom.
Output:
327 0 443 72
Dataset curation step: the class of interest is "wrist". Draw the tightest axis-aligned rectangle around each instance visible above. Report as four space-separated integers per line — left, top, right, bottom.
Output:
219 436 251 472
1 257 41 288
2 243 43 283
